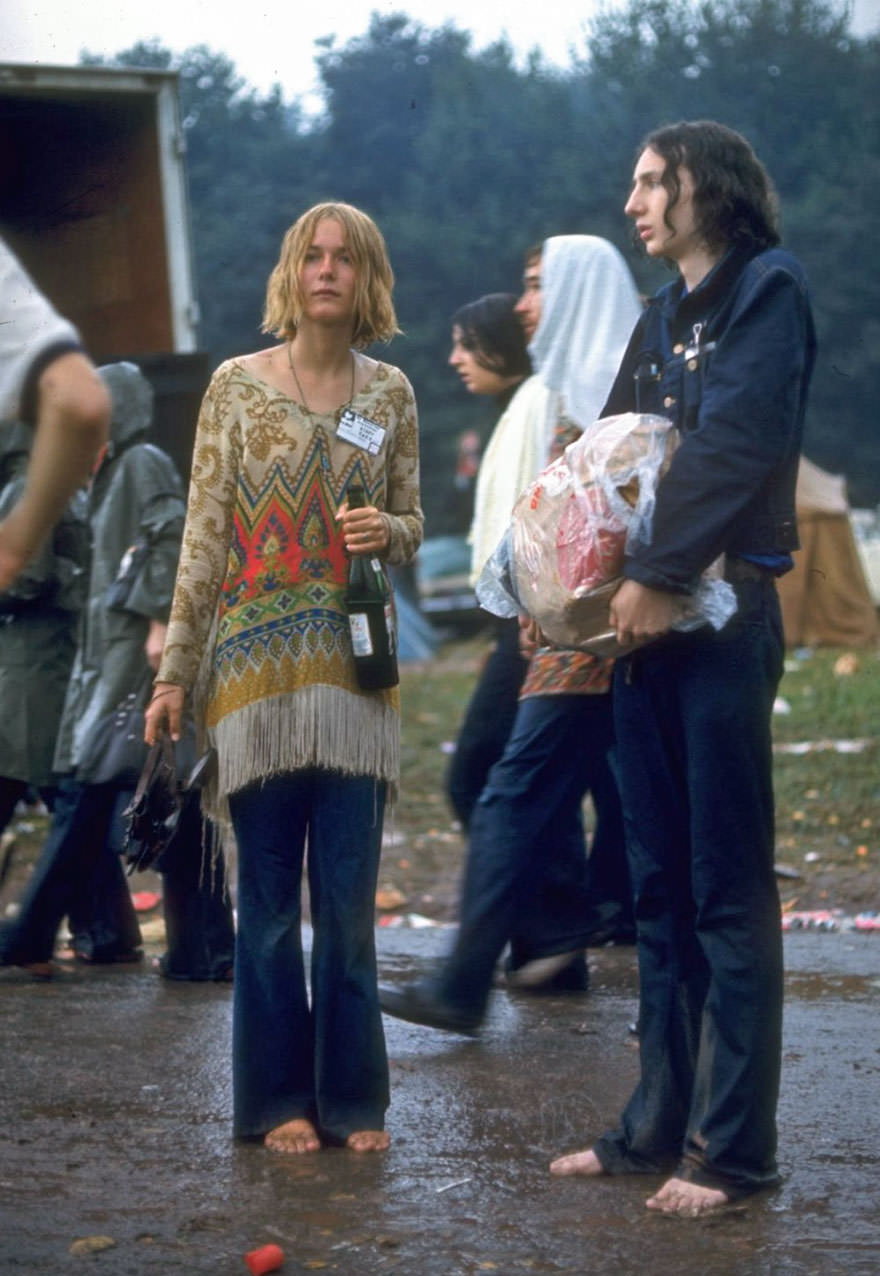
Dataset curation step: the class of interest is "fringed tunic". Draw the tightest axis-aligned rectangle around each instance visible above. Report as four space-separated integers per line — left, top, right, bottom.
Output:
157 356 423 824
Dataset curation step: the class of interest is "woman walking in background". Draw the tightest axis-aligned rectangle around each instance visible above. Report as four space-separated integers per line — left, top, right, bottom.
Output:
381 234 641 1031
146 203 422 1155
445 292 534 828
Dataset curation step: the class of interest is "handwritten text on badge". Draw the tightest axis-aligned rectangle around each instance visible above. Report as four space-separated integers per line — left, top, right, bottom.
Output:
337 408 387 455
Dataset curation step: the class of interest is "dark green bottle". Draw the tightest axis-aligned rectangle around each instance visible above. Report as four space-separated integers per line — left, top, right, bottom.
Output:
344 484 399 690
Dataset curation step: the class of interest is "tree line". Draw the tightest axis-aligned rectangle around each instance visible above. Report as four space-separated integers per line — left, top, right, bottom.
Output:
86 0 880 531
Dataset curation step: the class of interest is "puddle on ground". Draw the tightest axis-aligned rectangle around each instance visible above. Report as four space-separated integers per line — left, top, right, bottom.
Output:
783 969 877 1000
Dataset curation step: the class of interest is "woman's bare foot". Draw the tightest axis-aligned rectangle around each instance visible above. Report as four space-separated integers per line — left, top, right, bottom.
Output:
264 1118 321 1154
646 1177 730 1217
345 1129 390 1153
549 1148 604 1176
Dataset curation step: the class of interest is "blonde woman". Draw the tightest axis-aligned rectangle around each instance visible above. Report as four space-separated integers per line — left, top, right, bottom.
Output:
146 203 422 1155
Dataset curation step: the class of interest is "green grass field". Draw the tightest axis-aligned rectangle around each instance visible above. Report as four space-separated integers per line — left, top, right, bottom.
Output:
395 636 880 917
2 637 876 932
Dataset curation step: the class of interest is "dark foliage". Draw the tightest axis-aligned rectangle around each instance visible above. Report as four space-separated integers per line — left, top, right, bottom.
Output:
85 0 880 529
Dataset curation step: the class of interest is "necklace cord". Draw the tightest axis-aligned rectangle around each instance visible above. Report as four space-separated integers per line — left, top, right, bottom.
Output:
287 345 355 423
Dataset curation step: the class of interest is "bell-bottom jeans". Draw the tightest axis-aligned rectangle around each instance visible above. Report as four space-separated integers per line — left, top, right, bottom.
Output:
228 769 388 1143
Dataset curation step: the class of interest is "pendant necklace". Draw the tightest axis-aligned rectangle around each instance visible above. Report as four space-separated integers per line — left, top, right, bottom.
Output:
287 344 355 426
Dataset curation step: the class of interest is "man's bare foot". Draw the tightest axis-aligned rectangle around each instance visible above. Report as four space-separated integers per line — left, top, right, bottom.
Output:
646 1176 730 1217
345 1129 390 1153
549 1148 604 1176
264 1118 321 1154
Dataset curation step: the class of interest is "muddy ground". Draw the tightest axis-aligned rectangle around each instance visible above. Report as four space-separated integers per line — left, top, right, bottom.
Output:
0 927 877 1275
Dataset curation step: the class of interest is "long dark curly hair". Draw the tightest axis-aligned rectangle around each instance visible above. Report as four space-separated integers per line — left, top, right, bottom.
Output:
639 120 780 255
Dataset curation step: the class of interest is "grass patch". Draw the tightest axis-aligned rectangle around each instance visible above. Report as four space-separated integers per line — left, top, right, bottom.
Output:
772 646 879 909
395 635 880 916
2 634 876 925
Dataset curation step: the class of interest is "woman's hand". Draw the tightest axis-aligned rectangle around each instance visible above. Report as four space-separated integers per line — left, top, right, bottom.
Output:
337 499 390 555
518 613 544 658
144 682 185 744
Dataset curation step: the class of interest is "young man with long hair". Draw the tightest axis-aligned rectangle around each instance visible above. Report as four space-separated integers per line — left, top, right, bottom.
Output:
551 121 816 1217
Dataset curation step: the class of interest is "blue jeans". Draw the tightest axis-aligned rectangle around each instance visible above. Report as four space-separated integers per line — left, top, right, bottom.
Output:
152 795 235 981
0 775 140 964
446 617 528 828
595 580 784 1197
438 692 620 1018
228 769 388 1143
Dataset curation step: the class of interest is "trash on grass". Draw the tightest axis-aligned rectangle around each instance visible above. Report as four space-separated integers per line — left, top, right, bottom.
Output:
375 884 407 912
69 1236 116 1256
774 738 872 755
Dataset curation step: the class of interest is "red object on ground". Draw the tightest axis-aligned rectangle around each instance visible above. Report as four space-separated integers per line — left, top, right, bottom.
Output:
245 1243 284 1274
130 890 161 913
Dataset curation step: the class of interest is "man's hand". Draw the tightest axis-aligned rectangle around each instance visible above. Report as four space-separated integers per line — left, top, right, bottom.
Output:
609 579 682 650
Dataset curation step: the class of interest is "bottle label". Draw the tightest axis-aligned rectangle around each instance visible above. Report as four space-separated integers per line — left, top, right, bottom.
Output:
348 611 374 657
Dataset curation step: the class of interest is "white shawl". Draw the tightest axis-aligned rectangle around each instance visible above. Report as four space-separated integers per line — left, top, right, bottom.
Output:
469 375 550 584
529 235 642 430
468 235 641 584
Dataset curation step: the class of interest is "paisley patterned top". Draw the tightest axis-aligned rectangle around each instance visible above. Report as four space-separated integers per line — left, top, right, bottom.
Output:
157 356 422 811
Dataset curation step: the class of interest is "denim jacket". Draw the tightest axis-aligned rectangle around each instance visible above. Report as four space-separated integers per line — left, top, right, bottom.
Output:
603 244 817 593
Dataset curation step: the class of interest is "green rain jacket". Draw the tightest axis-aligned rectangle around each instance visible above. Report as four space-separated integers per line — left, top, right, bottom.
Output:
53 363 186 779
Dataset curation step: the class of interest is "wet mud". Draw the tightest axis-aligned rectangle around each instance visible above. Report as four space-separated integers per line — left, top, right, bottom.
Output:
0 930 877 1274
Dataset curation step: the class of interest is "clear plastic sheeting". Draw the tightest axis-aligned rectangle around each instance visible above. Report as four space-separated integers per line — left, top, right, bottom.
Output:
476 412 736 655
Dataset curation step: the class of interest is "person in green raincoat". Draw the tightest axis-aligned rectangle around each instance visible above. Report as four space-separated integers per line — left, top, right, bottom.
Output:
0 362 232 976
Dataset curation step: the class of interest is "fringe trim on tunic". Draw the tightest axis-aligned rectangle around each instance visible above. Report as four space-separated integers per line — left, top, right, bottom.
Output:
199 682 400 835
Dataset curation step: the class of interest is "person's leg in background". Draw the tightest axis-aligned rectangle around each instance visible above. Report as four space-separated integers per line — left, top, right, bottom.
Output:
580 705 635 946
446 617 527 828
156 795 235 981
67 785 142 963
382 694 601 1031
0 777 28 839
0 777 119 966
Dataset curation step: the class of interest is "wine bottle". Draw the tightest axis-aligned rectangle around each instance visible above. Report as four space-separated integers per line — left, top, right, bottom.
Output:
344 483 399 690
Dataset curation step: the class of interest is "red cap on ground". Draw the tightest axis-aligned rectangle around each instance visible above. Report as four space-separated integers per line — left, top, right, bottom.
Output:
244 1242 284 1274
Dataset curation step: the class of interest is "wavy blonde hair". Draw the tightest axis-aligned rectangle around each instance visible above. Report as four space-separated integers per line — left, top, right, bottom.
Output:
262 202 399 348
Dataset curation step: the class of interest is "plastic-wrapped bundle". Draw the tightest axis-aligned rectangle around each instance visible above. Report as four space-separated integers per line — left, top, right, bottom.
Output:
476 413 736 655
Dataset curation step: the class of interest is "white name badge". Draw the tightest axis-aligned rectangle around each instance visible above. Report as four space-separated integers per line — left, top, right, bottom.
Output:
337 408 387 455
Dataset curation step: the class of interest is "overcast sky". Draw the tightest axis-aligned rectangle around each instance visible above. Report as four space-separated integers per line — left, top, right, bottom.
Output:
3 0 878 110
